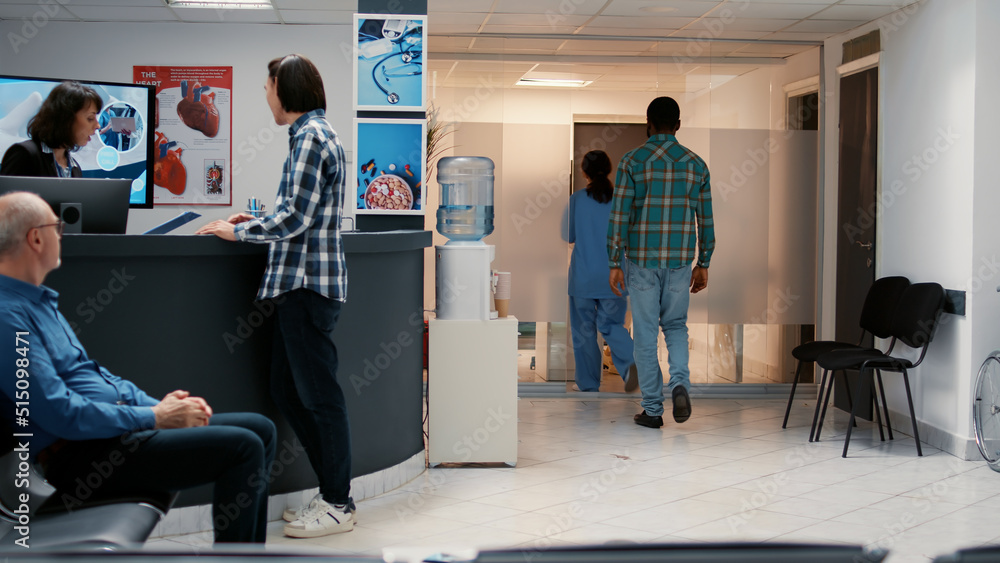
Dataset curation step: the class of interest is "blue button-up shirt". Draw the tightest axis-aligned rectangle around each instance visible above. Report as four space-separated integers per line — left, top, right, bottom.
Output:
0 274 158 459
234 109 347 302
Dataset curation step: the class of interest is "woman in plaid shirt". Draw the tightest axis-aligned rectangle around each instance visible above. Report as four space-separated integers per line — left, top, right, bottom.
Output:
198 54 354 539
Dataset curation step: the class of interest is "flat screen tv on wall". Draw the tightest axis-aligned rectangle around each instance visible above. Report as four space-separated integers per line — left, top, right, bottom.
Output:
0 74 156 209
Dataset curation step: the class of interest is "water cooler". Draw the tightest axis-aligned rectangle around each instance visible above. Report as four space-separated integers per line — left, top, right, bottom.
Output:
434 156 495 320
428 156 517 466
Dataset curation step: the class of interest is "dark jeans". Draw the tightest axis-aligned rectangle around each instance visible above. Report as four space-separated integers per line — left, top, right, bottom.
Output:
269 288 352 506
44 412 276 543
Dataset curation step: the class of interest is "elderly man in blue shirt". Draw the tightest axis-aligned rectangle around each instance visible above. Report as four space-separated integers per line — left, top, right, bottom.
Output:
0 191 276 544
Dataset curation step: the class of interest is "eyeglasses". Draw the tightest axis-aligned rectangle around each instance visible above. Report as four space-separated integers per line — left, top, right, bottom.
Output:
33 220 65 236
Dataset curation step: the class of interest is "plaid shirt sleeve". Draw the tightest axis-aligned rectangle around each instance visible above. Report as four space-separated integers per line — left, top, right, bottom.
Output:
607 155 634 268
235 131 326 242
696 171 715 268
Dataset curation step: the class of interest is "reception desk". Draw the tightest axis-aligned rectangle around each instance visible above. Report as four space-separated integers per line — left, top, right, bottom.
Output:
44 230 432 508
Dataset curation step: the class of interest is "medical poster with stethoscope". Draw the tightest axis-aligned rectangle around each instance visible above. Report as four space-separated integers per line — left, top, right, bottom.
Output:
353 14 425 111
353 118 426 215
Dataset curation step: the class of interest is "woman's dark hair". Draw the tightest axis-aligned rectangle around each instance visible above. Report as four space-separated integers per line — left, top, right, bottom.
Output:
267 54 326 113
27 81 102 151
582 150 613 204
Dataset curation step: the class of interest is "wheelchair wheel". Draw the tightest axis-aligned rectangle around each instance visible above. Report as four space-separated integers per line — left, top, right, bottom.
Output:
974 353 1000 470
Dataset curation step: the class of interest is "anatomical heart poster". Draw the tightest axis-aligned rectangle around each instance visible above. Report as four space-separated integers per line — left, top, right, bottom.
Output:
133 65 232 205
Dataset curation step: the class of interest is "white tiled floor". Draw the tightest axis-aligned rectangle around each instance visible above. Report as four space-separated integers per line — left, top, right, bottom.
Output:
148 396 1000 562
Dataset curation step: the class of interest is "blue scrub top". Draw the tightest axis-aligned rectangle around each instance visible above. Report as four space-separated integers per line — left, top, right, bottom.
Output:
567 189 624 299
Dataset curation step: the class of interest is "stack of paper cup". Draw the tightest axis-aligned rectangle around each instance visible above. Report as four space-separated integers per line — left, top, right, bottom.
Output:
493 271 511 318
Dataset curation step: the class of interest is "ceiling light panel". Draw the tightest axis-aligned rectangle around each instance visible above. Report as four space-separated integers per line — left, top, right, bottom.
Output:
67 5 177 20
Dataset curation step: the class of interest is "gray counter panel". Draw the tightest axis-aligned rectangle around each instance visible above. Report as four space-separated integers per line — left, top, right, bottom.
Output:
44 231 430 507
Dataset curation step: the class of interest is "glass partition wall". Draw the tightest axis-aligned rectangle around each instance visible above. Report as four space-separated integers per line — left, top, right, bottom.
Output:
425 36 821 393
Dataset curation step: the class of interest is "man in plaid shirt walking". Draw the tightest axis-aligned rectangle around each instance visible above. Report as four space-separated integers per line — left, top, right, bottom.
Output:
607 96 715 428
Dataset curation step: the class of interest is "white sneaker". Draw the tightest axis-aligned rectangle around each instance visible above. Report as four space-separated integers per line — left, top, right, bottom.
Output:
283 499 354 538
283 493 321 522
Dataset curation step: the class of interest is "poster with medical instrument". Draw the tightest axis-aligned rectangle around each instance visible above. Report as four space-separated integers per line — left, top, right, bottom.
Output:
353 118 426 215
132 65 232 205
353 14 426 111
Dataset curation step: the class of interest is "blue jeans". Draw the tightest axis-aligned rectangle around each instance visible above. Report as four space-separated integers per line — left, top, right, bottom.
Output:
627 261 691 417
44 412 277 543
569 296 634 391
270 288 352 506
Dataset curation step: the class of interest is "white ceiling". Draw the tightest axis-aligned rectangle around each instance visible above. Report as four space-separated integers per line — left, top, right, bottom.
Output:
0 0 917 92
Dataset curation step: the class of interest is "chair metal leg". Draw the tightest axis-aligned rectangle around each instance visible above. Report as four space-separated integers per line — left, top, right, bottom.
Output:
842 368 869 458
876 370 894 440
782 360 804 429
843 373 858 428
901 370 923 456
872 391 885 442
809 368 829 442
814 369 838 442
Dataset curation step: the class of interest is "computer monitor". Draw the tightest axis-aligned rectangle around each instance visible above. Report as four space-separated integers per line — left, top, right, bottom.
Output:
0 74 155 209
0 176 130 234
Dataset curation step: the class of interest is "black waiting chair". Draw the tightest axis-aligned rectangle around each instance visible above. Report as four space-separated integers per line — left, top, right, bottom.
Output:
782 276 911 437
476 542 887 562
933 545 1000 562
814 282 946 457
0 424 176 551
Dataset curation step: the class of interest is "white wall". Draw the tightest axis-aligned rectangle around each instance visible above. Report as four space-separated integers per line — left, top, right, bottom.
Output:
822 0 986 457
971 0 1000 454
0 21 354 234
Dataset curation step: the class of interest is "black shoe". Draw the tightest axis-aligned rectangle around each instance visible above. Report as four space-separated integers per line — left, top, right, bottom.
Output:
633 410 663 428
624 364 639 393
672 386 692 423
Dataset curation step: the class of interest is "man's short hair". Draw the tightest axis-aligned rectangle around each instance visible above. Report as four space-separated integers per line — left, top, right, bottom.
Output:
267 54 326 113
647 96 681 131
0 192 48 257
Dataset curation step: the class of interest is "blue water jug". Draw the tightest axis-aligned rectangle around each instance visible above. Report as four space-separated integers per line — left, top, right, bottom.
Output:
436 156 494 243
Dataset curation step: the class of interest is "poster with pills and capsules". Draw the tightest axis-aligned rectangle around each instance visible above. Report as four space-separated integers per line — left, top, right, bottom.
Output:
132 65 232 205
353 14 426 111
353 118 426 215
